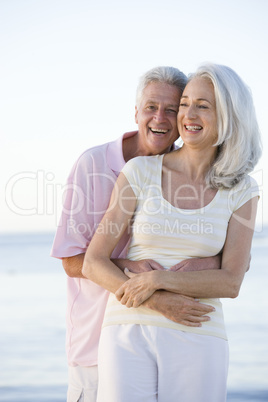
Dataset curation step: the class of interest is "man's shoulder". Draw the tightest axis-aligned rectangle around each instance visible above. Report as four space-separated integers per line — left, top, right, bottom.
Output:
79 141 111 160
75 137 121 166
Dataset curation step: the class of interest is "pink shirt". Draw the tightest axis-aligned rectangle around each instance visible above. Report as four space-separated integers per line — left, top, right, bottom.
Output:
51 131 137 367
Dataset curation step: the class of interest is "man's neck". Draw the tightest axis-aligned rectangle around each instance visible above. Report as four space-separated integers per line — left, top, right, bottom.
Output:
122 133 173 162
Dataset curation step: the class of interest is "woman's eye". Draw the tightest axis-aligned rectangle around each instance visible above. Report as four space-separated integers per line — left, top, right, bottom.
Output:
179 103 187 108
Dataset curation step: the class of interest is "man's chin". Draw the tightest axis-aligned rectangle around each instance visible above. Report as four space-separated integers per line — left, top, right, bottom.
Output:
150 143 173 155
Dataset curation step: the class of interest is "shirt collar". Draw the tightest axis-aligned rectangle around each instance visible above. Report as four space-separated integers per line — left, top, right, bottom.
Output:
107 131 138 173
107 130 178 173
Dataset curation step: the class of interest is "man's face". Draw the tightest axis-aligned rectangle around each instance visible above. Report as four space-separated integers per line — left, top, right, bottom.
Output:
135 82 181 155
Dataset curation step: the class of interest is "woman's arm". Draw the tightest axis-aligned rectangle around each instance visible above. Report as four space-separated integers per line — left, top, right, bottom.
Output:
82 172 137 291
82 171 217 321
115 196 259 306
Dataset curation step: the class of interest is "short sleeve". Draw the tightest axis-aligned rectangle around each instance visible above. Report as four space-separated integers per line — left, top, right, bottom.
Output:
51 152 96 258
229 175 260 213
51 143 130 260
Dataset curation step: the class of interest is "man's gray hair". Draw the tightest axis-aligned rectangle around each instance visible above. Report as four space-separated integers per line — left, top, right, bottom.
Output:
136 66 187 107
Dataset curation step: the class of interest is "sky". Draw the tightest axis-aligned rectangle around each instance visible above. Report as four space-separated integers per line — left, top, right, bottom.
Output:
1 0 268 233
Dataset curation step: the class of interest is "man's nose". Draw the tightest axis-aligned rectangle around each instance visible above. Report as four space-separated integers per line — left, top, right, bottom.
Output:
154 108 166 122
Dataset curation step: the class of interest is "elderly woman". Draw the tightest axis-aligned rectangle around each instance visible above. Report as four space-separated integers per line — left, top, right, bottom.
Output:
82 64 262 402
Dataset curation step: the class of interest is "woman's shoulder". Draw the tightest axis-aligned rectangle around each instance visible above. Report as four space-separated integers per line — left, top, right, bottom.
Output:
125 154 162 167
232 174 259 193
122 155 162 187
123 154 163 175
225 174 260 212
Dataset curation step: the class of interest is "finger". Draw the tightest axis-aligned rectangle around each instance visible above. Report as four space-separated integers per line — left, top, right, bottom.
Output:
119 292 130 306
187 300 216 314
115 287 124 300
124 268 136 278
190 314 212 323
178 319 208 327
178 315 211 327
189 307 215 317
181 321 202 327
169 260 187 271
150 261 165 271
195 304 215 314
125 298 134 308
169 264 186 272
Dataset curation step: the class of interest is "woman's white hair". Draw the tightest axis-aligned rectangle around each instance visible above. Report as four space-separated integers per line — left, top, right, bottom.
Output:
189 63 262 189
136 66 187 108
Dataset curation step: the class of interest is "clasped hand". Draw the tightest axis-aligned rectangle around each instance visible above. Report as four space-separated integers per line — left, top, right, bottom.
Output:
115 269 159 308
114 259 192 308
115 257 218 308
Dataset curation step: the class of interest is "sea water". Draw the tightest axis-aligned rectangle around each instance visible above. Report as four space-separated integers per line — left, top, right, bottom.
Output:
0 231 267 402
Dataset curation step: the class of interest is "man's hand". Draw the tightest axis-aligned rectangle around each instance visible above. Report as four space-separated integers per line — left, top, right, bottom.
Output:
169 255 221 272
113 258 165 273
145 290 215 327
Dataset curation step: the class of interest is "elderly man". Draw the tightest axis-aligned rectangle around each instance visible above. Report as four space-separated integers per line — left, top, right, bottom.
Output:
51 66 219 402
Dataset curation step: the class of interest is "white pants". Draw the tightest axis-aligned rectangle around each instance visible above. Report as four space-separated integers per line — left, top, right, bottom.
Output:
67 365 98 402
97 324 229 402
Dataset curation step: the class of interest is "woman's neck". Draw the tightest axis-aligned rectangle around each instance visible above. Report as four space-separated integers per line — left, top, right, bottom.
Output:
166 145 217 183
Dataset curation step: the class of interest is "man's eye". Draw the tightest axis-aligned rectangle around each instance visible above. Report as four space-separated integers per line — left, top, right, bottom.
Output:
167 109 177 113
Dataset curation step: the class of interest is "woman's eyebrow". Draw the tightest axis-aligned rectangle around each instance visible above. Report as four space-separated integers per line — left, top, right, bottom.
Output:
180 95 213 105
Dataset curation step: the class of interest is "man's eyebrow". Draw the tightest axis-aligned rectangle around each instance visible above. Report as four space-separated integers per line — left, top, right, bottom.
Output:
164 104 179 109
145 100 179 108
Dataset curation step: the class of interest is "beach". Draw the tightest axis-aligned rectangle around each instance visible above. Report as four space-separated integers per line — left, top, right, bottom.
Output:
0 231 267 401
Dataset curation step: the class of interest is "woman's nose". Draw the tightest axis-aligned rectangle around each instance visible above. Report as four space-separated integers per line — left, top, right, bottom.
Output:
185 105 196 119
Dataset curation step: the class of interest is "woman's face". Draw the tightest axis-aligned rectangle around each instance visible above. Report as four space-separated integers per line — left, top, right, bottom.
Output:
177 77 218 151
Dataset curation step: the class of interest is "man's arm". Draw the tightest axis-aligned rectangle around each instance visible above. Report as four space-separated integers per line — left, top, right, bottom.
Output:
116 197 258 306
62 254 222 277
170 255 221 272
63 253 214 325
62 253 85 278
144 290 214 327
62 254 164 278
169 253 250 272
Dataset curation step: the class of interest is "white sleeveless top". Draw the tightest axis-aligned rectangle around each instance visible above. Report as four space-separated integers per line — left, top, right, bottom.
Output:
103 155 259 340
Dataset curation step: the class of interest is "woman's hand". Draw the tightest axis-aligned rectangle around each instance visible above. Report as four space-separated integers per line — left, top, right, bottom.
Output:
115 269 159 308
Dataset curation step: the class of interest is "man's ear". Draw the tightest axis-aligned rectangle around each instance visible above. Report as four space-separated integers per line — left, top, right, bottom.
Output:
135 105 138 124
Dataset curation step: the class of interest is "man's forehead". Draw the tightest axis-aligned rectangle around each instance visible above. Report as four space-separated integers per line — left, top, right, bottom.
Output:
141 83 181 104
